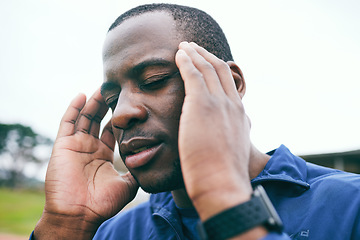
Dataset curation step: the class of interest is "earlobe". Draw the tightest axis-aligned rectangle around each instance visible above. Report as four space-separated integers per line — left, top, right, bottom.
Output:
227 61 246 98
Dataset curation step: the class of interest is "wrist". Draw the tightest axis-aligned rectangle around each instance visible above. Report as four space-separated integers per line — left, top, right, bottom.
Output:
184 165 253 220
34 211 101 240
197 185 283 240
192 184 252 221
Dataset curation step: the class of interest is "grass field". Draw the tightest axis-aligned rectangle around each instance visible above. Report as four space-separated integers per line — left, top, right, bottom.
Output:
0 188 44 236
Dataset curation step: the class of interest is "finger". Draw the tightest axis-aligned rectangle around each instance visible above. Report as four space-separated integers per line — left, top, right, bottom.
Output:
75 89 107 137
57 93 86 138
100 120 116 152
89 92 109 137
175 48 209 96
179 42 224 95
190 42 239 99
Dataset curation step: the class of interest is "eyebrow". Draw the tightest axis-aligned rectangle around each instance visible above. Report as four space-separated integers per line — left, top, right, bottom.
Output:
130 58 174 76
100 82 118 96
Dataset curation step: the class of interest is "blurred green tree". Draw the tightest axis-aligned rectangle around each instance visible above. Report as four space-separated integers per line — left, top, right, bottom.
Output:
0 123 53 188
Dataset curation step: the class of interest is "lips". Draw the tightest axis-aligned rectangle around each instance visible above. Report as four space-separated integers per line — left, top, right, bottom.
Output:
120 138 162 168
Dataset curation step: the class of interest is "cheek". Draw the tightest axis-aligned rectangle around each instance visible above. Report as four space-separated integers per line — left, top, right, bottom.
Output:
164 94 184 146
163 87 185 123
148 86 184 140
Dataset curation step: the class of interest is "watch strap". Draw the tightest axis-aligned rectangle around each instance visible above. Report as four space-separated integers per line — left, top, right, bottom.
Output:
197 185 283 240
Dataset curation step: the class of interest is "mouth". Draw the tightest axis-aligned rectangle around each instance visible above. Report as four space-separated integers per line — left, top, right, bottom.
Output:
120 138 163 169
132 146 151 154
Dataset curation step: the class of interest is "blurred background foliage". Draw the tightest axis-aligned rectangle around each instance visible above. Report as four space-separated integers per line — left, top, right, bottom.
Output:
0 123 52 237
0 123 52 188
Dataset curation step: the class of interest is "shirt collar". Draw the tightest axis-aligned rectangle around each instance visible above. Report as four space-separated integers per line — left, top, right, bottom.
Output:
149 145 310 209
252 145 310 190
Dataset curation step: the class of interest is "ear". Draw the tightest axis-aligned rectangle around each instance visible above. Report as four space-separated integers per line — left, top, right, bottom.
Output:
227 61 246 98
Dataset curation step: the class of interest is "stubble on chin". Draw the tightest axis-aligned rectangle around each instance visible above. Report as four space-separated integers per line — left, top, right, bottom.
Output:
130 159 184 194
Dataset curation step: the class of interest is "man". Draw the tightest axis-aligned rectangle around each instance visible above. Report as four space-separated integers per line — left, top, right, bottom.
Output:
32 3 360 240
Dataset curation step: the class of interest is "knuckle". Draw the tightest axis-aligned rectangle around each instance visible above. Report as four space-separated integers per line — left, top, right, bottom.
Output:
222 97 244 113
199 61 215 72
93 115 102 124
81 112 93 120
235 101 245 113
188 68 203 79
78 128 88 134
213 59 228 69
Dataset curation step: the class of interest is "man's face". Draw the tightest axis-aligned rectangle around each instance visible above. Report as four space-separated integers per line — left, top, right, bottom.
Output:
101 12 185 193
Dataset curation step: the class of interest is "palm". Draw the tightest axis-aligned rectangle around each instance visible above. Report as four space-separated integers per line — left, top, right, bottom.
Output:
43 90 138 227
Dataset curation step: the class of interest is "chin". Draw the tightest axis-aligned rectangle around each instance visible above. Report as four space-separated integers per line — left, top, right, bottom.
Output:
131 163 184 194
140 179 185 194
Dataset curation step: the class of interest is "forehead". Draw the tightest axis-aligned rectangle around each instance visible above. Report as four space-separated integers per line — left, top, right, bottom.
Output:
103 12 181 77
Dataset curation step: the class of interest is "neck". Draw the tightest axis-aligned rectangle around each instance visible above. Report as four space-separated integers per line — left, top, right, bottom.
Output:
172 188 194 209
248 144 271 179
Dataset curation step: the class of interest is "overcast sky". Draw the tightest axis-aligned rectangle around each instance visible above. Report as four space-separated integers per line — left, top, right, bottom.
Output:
1 0 359 156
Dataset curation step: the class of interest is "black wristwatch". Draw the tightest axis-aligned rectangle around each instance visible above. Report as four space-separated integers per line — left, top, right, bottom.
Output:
197 185 283 240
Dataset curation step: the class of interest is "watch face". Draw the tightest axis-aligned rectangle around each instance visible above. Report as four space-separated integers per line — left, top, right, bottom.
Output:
254 185 283 231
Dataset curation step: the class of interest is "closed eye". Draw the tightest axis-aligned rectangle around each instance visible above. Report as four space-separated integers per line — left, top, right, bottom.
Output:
101 82 121 111
105 95 118 111
140 71 180 91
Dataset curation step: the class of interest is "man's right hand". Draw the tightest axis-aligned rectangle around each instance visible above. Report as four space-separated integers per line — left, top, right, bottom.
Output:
34 89 139 239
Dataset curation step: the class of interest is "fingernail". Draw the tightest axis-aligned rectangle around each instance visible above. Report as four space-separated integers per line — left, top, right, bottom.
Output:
179 41 189 48
176 49 187 55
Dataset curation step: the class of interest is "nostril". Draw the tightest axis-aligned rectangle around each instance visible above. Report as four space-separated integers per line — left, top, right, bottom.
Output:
111 102 148 130
127 118 139 128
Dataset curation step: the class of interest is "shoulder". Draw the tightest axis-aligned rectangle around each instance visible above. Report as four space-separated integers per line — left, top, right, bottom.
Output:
307 163 360 196
305 166 360 224
305 169 360 237
275 164 360 238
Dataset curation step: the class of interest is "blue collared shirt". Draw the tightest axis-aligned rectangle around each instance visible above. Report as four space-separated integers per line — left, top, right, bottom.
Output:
30 145 360 239
259 145 360 239
93 145 360 239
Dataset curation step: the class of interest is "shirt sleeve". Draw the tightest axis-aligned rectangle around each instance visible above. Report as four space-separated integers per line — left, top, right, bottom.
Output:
29 231 35 240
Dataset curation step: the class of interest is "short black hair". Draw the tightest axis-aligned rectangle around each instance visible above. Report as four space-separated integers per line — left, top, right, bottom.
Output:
108 3 233 62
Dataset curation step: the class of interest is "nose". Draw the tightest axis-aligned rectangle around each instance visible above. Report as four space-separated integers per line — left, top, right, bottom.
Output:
111 91 148 130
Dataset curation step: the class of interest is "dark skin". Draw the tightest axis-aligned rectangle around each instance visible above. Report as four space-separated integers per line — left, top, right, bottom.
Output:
34 12 270 239
102 13 185 194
